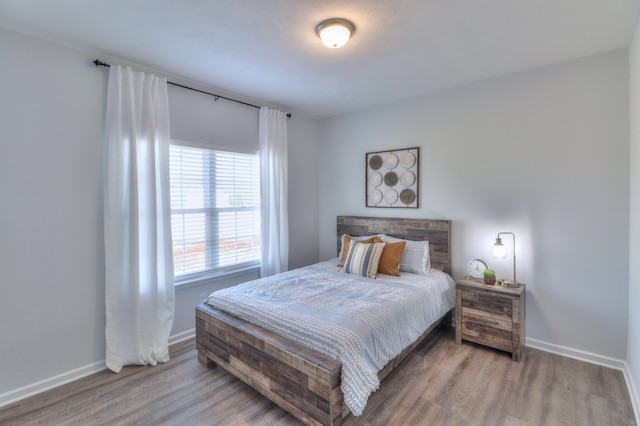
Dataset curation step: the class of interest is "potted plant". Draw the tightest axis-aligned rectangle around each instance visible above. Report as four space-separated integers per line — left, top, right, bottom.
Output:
483 269 496 285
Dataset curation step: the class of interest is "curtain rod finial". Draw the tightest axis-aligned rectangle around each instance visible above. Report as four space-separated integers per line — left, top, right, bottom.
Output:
93 59 110 67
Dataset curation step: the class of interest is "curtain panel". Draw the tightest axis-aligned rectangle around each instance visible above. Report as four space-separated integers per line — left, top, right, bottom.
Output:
259 107 289 277
104 65 175 373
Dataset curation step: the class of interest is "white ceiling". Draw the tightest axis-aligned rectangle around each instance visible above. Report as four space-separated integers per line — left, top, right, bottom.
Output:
1 0 639 119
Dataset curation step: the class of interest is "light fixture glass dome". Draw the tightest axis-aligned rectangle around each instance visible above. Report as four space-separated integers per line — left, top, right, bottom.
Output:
316 18 354 49
491 238 508 259
491 232 518 286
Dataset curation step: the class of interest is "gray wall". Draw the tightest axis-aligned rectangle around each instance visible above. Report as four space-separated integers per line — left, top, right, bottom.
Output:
0 28 319 402
318 49 630 360
1 29 107 399
628 18 640 416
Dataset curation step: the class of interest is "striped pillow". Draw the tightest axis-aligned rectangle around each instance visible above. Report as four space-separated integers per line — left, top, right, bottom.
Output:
341 241 386 279
337 234 377 264
338 235 376 267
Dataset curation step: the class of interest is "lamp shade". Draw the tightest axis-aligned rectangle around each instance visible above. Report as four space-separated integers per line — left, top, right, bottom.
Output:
491 238 508 259
316 19 354 48
491 232 517 286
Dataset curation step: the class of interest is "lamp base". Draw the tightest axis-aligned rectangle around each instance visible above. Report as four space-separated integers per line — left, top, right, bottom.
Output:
499 279 519 288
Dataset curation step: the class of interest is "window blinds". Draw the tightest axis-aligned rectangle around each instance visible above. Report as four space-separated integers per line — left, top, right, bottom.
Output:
169 144 261 279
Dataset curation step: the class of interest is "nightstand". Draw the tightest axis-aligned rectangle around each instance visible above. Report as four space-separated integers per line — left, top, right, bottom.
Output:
455 278 526 361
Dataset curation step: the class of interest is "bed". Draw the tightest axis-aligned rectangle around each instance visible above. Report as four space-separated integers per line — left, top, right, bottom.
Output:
196 216 453 426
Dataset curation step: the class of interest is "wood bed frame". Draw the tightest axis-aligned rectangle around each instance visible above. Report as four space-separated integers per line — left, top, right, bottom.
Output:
196 216 452 426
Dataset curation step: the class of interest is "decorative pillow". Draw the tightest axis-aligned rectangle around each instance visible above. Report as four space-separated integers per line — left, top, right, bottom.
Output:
372 237 406 276
378 234 430 275
337 235 376 267
341 241 386 279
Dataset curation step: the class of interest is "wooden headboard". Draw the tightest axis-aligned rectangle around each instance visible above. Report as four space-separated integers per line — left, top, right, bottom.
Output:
336 216 452 276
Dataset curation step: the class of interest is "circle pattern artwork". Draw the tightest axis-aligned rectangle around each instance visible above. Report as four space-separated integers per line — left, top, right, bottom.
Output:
400 170 415 187
366 147 418 208
369 155 383 170
369 189 383 204
384 188 398 204
368 172 382 187
383 153 399 169
400 152 416 169
400 188 416 204
384 171 398 186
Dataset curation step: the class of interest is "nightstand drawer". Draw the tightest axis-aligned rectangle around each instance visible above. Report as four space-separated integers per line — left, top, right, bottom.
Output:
461 291 512 318
461 320 513 353
461 306 513 332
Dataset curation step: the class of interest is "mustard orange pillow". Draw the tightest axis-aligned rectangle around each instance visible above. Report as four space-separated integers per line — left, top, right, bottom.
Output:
338 236 376 267
373 236 406 276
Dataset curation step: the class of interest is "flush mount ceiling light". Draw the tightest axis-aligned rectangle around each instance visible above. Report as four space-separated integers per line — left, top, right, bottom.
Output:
316 18 355 48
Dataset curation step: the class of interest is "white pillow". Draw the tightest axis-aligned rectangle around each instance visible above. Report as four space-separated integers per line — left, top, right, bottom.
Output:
341 241 386 279
378 234 430 275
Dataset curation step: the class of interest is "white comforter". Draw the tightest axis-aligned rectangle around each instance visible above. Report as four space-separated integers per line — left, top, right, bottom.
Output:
206 259 455 416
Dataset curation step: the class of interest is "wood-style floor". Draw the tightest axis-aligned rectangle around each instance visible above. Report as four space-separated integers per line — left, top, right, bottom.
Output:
1 328 636 426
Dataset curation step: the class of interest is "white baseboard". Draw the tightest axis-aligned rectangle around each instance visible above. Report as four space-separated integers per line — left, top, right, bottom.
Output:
0 360 106 409
0 328 197 409
526 337 626 370
169 328 195 346
623 362 640 425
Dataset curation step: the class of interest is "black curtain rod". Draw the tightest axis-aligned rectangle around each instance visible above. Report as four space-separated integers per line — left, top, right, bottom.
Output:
93 59 291 118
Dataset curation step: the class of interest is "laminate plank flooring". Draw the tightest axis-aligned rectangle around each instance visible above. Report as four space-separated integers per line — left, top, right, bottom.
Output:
1 328 635 425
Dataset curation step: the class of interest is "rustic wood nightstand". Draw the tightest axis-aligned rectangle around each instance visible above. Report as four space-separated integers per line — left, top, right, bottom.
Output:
455 278 526 361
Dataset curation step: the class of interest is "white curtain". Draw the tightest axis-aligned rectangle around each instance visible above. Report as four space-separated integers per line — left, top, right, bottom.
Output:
259 107 289 277
104 65 175 373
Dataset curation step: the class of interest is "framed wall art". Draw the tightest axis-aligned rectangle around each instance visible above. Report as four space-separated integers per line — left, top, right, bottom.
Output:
366 147 419 208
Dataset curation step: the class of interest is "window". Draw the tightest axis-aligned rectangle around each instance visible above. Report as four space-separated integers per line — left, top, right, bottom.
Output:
170 143 261 283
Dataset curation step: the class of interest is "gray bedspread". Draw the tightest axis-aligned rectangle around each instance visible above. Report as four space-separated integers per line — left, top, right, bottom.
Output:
206 259 455 416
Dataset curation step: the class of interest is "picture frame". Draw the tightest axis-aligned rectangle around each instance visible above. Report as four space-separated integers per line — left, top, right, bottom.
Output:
366 147 419 208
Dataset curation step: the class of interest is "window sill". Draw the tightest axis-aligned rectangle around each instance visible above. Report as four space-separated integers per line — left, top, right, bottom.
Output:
174 264 260 290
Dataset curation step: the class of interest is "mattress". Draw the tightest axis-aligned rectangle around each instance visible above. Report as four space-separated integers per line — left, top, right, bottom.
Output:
206 258 455 416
